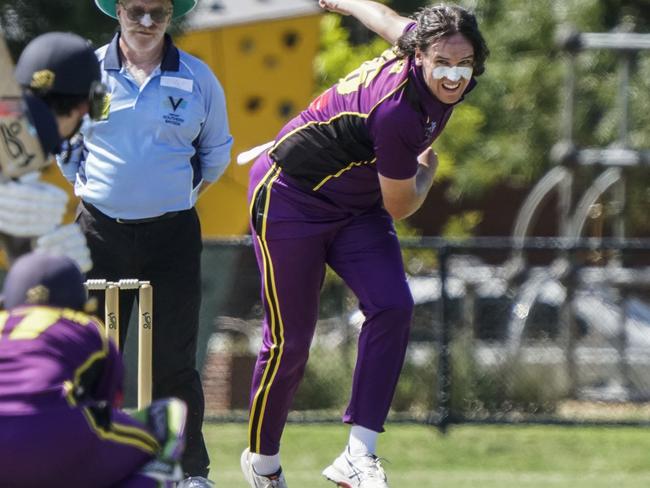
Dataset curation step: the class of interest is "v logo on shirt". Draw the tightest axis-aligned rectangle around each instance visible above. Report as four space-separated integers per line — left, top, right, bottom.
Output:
168 96 184 112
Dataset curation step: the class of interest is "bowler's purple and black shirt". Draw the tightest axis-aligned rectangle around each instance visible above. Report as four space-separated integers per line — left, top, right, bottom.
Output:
266 23 475 214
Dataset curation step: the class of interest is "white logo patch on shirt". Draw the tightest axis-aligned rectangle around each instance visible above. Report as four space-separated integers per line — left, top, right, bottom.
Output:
160 76 193 92
424 120 437 139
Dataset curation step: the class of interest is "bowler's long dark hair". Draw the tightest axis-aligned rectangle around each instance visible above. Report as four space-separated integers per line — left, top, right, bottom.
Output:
396 4 489 76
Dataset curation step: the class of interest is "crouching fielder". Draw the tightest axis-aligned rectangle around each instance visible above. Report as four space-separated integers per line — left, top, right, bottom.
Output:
0 252 186 487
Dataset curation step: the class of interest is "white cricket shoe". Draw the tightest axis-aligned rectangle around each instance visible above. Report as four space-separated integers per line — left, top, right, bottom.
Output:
322 448 389 488
177 476 215 487
241 448 288 488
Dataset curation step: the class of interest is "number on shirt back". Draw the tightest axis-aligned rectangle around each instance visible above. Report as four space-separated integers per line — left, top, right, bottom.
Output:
336 49 404 95
0 308 94 341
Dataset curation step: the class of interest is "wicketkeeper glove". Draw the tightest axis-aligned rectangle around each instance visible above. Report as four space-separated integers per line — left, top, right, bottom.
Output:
132 398 188 464
130 398 187 485
136 459 184 487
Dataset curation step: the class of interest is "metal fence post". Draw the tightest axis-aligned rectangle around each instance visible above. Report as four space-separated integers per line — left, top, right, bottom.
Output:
616 285 631 398
435 245 452 433
561 247 579 398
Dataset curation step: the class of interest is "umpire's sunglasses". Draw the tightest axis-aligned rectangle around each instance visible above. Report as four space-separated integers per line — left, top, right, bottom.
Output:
118 2 173 24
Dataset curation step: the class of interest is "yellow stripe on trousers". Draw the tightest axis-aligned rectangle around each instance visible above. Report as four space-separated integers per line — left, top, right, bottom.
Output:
81 407 159 454
248 166 285 453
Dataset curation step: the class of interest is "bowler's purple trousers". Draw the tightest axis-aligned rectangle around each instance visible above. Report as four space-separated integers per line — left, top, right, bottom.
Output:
247 156 414 454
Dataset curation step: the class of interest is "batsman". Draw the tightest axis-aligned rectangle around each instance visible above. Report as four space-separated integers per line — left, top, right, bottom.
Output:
240 1 489 487
0 31 105 271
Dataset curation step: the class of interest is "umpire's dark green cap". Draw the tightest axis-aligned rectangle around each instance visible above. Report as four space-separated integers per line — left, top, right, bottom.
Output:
95 0 198 19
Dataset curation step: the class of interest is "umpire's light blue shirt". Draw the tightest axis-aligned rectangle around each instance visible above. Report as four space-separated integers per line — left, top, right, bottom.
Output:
58 34 233 219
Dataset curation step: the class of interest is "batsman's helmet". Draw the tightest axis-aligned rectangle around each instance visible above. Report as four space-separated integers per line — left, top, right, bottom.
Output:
15 32 105 120
95 0 198 19
1 252 87 311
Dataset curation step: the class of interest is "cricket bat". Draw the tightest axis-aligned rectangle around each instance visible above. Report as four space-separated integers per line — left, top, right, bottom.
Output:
0 34 48 180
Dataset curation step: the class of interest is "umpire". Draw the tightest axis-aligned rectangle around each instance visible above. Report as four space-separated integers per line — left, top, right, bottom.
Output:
58 0 233 486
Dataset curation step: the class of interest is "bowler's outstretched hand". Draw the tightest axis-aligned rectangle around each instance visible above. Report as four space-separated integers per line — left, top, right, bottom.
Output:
319 0 351 15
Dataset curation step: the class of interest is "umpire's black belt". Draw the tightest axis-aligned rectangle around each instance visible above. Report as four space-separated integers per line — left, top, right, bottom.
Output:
83 201 181 225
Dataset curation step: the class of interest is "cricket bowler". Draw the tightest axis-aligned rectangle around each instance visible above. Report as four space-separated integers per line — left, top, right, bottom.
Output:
240 1 489 487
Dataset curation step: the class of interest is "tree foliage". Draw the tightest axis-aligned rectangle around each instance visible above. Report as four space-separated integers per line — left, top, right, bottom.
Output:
0 0 188 60
0 0 115 59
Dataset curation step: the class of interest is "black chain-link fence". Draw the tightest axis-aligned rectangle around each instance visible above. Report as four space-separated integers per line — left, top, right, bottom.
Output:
198 237 650 429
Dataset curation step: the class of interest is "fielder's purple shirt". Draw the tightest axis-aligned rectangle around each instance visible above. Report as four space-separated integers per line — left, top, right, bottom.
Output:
0 306 162 486
0 305 122 414
267 23 476 215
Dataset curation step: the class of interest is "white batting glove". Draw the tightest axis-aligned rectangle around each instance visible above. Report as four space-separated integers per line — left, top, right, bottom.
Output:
34 223 93 273
0 176 68 237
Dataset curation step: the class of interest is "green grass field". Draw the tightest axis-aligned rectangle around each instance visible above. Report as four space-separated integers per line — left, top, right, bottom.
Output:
204 422 650 487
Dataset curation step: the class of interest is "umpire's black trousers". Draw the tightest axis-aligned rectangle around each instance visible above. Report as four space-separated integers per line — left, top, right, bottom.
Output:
77 201 209 477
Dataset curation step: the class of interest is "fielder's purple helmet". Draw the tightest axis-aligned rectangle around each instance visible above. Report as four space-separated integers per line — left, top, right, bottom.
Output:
1 252 87 311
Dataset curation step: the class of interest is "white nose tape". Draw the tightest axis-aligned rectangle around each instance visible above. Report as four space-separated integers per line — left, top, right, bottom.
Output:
432 66 473 82
139 13 154 27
